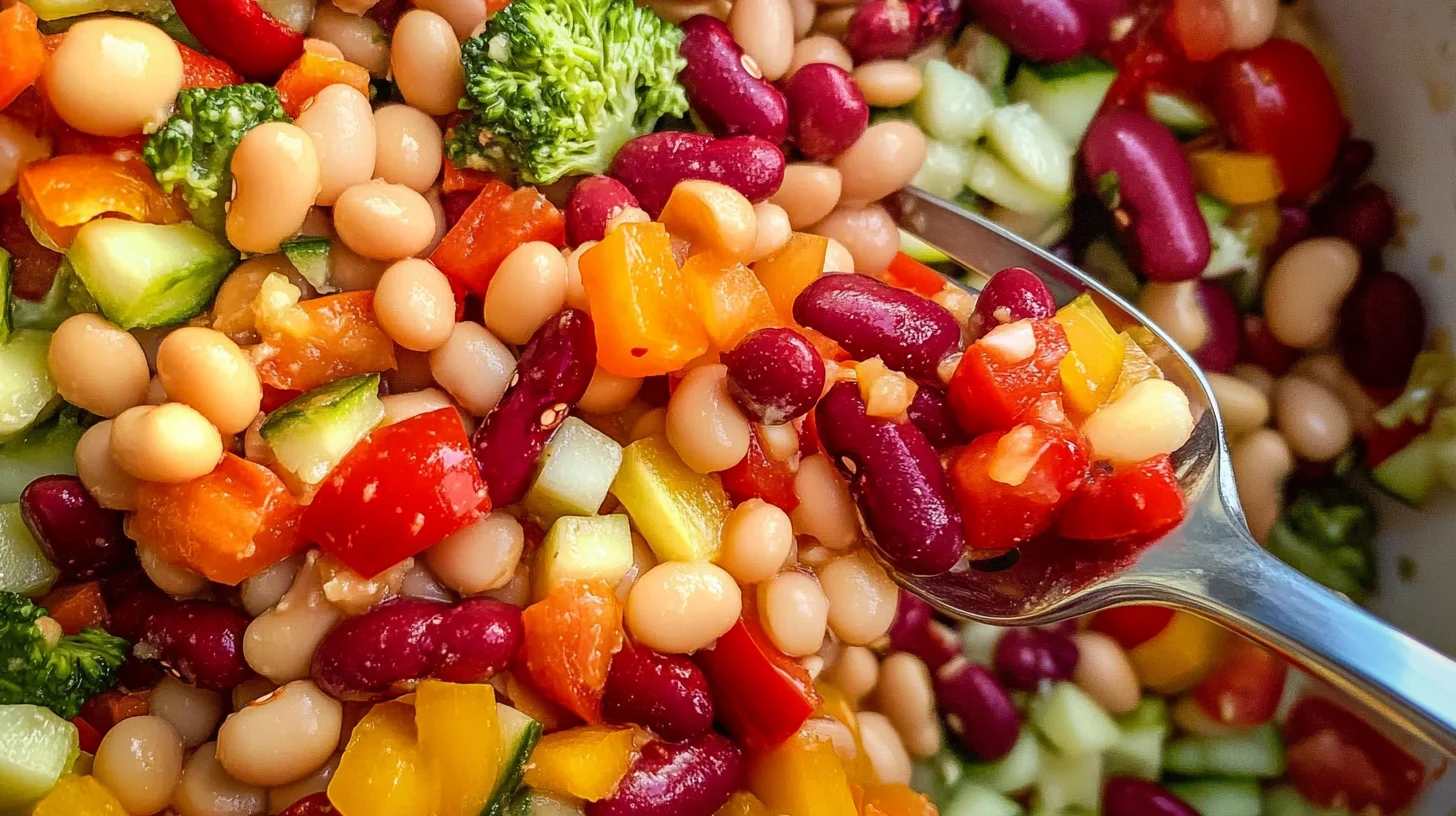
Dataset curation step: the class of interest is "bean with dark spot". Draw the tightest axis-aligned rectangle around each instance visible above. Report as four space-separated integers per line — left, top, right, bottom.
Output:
906 387 967 449
20 475 134 581
138 601 252 690
601 645 715 742
722 327 825 425
934 657 1020 761
587 733 743 816
678 16 789 143
793 274 960 382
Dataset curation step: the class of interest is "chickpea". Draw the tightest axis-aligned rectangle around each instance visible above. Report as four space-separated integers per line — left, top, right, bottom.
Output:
372 105 445 193
858 711 913 786
818 551 898 645
228 123 323 255
832 122 927 206
1229 428 1294 544
659 181 759 260
425 512 525 595
1082 379 1195 466
758 571 829 656
391 10 466 116
373 259 457 351
44 18 182 137
429 322 517 416
852 61 924 108
790 453 861 549
786 35 853 79
296 84 377 207
308 2 390 76
771 163 842 229
485 242 570 345
94 715 186 815
1207 372 1270 439
626 562 742 654
1138 280 1209 353
150 676 226 750
173 742 267 816
1263 237 1361 349
217 681 342 787
110 404 224 483
718 498 795 584
156 327 263 435
47 314 150 418
1272 376 1353 463
0 114 52 196
75 420 140 510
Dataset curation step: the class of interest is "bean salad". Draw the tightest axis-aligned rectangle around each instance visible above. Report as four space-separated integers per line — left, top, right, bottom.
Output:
0 0 1438 813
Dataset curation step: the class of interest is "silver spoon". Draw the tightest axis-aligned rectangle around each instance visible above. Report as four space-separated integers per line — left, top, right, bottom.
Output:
888 186 1456 757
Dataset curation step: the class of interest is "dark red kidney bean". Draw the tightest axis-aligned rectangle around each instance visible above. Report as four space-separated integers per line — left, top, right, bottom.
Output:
964 0 1088 62
440 189 477 229
1239 314 1296 376
722 327 826 425
887 592 960 673
993 627 1079 690
970 266 1056 338
781 64 869 162
793 274 961 382
678 16 789 144
815 382 963 576
1193 281 1238 373
586 733 743 816
1267 205 1313 263
1323 183 1395 255
116 657 165 693
431 597 524 684
1104 777 1200 816
138 601 251 690
1068 0 1125 45
915 0 965 42
843 0 923 62
106 573 176 642
601 646 715 742
19 475 133 581
1340 271 1425 389
906 387 967 449
1082 110 1212 282
277 792 336 816
471 310 596 507
1321 137 1375 198
566 176 641 246
312 597 446 701
610 131 786 217
934 657 1020 761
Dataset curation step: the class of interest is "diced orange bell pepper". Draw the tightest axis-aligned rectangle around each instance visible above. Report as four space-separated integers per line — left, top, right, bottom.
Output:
860 783 938 816
129 453 304 586
251 275 397 391
1054 294 1126 415
31 775 127 816
879 252 944 299
179 43 245 89
430 182 566 296
503 672 578 733
274 50 372 117
814 683 873 784
521 580 625 724
715 791 772 816
441 163 498 194
521 725 636 801
682 252 781 350
18 155 187 249
747 729 858 816
580 222 710 377
0 4 45 112
39 581 108 634
331 701 437 816
78 689 149 734
1126 610 1228 694
415 680 500 816
753 233 827 320
1189 150 1284 205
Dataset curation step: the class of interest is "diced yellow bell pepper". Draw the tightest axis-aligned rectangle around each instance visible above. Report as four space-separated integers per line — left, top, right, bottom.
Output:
611 434 731 562
330 701 436 816
31 776 127 816
1127 611 1228 695
1189 150 1284 206
747 730 858 816
415 680 500 816
1055 294 1126 415
1108 330 1165 403
814 683 874 784
683 252 781 350
860 782 938 816
521 726 636 802
716 790 773 816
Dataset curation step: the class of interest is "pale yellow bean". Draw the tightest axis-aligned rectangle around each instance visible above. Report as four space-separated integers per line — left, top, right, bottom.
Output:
729 0 795 80
485 242 570 345
173 742 267 816
139 539 208 598
1263 237 1360 349
411 0 490 40
1083 379 1195 465
372 105 444 193
425 512 525 595
48 313 150 418
296 84 376 207
813 6 854 36
217 681 342 787
852 61 924 108
789 0 815 37
823 238 856 273
579 366 643 415
747 202 792 263
332 181 437 261
832 122 928 206
380 388 456 426
1272 375 1353 462
819 550 898 645
429 322 517 416
666 364 752 473
150 676 226 750
1207 372 1270 438
785 35 852 79
243 553 342 684
758 570 830 656
391 10 466 116
875 653 936 751
858 711 913 786
1221 0 1279 49
823 645 879 703
228 123 322 254
1229 427 1294 543
94 715 185 815
791 453 860 549
308 2 390 75
808 203 899 275
1138 280 1209 353
74 420 139 510
111 404 224 483
240 555 304 617
718 498 795 584
1069 632 1141 715
266 753 338 813
626 562 742 654
770 163 842 229
374 259 457 351
157 327 264 435
44 18 181 137
1288 353 1379 436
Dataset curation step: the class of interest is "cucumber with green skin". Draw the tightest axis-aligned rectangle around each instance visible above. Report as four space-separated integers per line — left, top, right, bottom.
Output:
280 235 336 293
1029 682 1121 758
1166 779 1262 816
0 704 79 814
1010 57 1117 145
0 249 11 344
65 218 238 329
508 789 585 815
1033 748 1101 814
1371 434 1439 506
1148 90 1216 139
1263 785 1352 816
963 728 1040 794
1164 723 1286 778
0 409 89 504
1105 698 1170 781
913 140 975 201
915 60 996 145
967 151 1070 216
259 374 384 487
985 103 1074 198
483 705 544 816
0 503 60 597
523 416 623 525
0 330 60 444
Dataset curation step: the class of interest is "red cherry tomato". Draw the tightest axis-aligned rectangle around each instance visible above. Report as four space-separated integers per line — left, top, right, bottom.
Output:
1284 696 1424 814
1191 636 1287 727
1208 39 1346 202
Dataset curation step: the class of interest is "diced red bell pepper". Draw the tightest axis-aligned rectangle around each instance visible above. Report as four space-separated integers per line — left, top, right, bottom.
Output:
1056 455 1186 541
947 396 1088 555
1284 696 1424 814
179 43 245 89
1088 605 1176 651
430 182 566 296
130 454 305 585
697 616 821 752
70 716 102 755
879 253 945 299
520 580 624 725
260 385 304 413
171 0 305 81
949 319 1070 437
39 581 109 635
442 162 498 194
252 289 397 392
1191 635 1287 728
78 690 148 735
302 408 489 578
1163 0 1231 62
0 4 45 112
720 427 800 513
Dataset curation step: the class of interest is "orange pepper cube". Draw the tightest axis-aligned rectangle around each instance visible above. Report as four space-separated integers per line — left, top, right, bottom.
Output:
747 730 857 816
682 252 781 350
521 725 637 801
752 233 827 320
659 180 758 261
274 51 372 118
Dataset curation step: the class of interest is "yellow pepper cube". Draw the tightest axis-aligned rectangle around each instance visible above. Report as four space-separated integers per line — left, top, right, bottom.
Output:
715 790 773 816
330 701 436 816
611 434 731 563
747 730 858 816
1108 329 1164 403
521 725 636 802
1128 611 1228 695
1189 150 1284 206
415 680 500 816
1055 294 1126 415
31 776 127 816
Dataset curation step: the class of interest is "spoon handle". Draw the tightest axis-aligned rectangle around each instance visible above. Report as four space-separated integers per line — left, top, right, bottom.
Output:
1176 530 1456 758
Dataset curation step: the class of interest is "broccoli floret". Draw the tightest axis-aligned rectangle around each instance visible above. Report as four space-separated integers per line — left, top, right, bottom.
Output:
143 84 292 235
450 0 689 184
1265 479 1376 603
0 591 128 719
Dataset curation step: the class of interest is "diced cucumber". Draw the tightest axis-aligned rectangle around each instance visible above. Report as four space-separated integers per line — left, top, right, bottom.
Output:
21 0 171 20
1147 90 1216 139
0 330 60 443
1104 698 1170 781
523 417 624 525
1263 785 1351 816
509 789 585 816
912 748 968 804
942 780 1023 816
967 151 1069 215
1164 723 1286 778
1081 239 1141 301
963 728 1040 794
915 60 996 144
611 435 731 563
0 503 59 596
1370 434 1438 506
534 514 633 598
913 140 975 200
0 704 78 814
10 262 94 334
280 236 336 294
0 248 11 344
66 218 239 329
952 27 1012 97
259 374 384 487
899 230 951 265
1010 57 1117 145
959 620 1005 666
1033 748 1101 813
1120 697 1170 731
985 103 1073 197
1166 779 1262 816
483 704 544 816
1029 682 1121 757
0 409 87 503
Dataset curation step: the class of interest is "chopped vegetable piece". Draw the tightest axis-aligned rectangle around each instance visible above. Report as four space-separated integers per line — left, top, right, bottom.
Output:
1054 294 1126 414
177 43 245 90
746 729 856 816
1089 605 1177 651
1283 696 1423 815
1057 455 1186 541
698 617 820 752
521 726 636 801
274 50 372 117
1190 150 1284 204
1125 610 1226 695
534 515 633 600
0 329 59 444
611 434 731 563
1264 479 1376 602
0 4 45 112
30 773 126 816
170 0 305 81
416 680 501 816
430 183 565 296
1029 681 1121 757
251 275 397 392
880 253 946 299
38 582 107 635
719 427 800 513
0 703 80 815
259 373 386 488
523 417 624 526
0 591 128 719
65 219 238 329
520 580 625 724
682 252 781 351
484 703 543 816
330 700 436 816
0 501 59 597
949 319 1070 436
19 156 188 250
752 233 827 320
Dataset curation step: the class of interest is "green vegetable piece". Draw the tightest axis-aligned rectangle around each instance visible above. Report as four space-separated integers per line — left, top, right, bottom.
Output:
484 704 544 816
914 60 995 145
534 514 632 604
1147 89 1216 139
509 788 585 816
1028 682 1121 757
143 84 292 233
985 103 1073 198
1033 748 1100 814
958 620 1004 667
1265 479 1375 602
1164 723 1286 779
1165 779 1262 816
0 505 60 597
953 27 1012 97
10 261 97 334
0 330 60 443
66 218 239 329
913 140 975 201
911 748 967 806
1370 433 1438 507
611 435 730 563
1375 350 1456 430
899 230 951 265
0 248 12 344
0 704 79 815
963 728 1040 795
450 0 689 184
0 591 128 718
22 0 172 19
280 235 336 294
1104 698 1170 781
524 417 624 525
941 780 1022 816
1009 57 1116 145
260 374 385 487
1262 785 1352 816
967 151 1070 216
0 407 89 504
